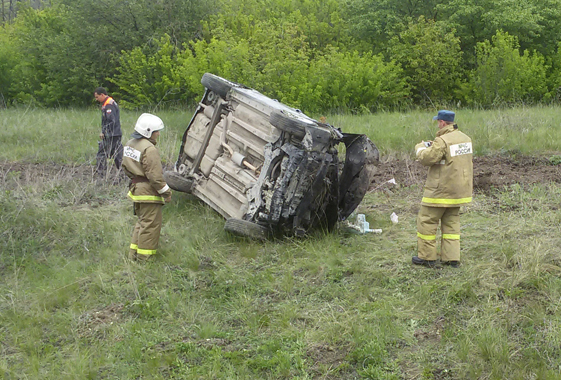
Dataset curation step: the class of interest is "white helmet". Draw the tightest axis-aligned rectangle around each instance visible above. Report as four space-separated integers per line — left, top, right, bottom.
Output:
134 113 164 138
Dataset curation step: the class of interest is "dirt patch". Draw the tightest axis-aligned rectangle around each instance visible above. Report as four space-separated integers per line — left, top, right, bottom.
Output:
306 343 356 379
371 155 561 194
0 161 126 207
76 303 124 338
2 155 560 195
413 316 445 345
0 161 98 185
398 316 452 380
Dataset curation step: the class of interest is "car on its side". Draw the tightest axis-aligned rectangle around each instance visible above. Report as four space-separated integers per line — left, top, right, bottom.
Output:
164 73 379 239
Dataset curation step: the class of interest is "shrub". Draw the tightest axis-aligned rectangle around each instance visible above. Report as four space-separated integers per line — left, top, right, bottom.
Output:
468 31 549 106
388 16 464 105
301 47 409 113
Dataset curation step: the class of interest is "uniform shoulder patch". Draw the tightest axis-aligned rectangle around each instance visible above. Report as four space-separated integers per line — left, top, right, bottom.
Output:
124 146 141 162
450 142 473 157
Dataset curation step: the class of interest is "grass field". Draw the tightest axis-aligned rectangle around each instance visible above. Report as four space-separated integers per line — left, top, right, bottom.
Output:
1 107 561 379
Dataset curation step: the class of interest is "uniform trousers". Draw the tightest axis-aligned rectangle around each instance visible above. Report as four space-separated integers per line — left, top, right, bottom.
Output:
96 136 124 175
417 205 461 262
129 202 163 258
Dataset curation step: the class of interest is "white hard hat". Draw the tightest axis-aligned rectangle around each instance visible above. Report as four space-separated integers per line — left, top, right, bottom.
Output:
134 113 164 138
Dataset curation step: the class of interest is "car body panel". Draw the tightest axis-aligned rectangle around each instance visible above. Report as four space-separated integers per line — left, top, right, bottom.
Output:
166 73 379 238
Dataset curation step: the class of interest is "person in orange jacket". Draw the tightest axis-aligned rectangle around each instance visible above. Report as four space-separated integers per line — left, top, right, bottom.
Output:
122 113 172 261
94 87 123 177
412 110 473 268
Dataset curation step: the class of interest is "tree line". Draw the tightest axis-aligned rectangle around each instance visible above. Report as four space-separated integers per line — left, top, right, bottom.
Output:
1 0 560 112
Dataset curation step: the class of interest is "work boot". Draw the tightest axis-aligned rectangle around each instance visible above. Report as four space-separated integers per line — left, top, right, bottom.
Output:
442 261 460 268
412 256 437 268
135 253 152 262
128 249 137 260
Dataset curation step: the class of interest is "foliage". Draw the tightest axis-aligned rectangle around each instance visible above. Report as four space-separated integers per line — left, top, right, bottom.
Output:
468 31 549 106
301 48 408 113
548 42 561 103
55 0 219 51
549 155 561 165
388 17 463 105
0 22 17 106
344 0 447 53
212 0 352 51
5 4 99 106
111 35 189 109
346 0 561 62
113 18 407 112
1 0 561 109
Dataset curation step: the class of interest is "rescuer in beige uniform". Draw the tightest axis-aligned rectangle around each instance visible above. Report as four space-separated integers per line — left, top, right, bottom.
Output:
412 110 473 268
122 113 172 261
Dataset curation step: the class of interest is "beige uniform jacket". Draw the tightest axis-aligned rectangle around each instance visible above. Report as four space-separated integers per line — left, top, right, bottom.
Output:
415 125 473 207
122 137 171 204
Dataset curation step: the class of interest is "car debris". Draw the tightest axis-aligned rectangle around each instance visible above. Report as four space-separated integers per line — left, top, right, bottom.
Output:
164 73 379 239
346 214 383 234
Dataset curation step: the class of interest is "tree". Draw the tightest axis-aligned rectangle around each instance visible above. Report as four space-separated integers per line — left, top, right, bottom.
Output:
440 0 561 64
469 31 549 106
0 22 18 106
344 0 450 54
388 16 463 105
1 0 43 24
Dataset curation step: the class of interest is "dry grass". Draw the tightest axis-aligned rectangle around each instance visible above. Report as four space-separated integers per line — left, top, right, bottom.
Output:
1 108 561 379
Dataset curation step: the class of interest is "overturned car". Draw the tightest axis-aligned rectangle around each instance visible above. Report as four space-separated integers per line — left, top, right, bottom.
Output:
164 73 379 239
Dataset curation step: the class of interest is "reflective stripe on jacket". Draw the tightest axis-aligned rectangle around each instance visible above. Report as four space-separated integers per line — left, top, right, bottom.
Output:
122 137 171 204
415 125 473 207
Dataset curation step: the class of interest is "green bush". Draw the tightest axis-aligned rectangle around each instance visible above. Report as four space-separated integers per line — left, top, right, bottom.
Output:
2 0 561 110
468 31 549 106
111 16 407 113
111 35 189 109
0 25 18 106
302 47 408 113
388 16 463 105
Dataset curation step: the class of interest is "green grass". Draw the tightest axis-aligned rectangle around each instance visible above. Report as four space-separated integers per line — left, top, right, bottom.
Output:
0 108 191 164
329 105 561 156
1 106 561 379
2 105 561 165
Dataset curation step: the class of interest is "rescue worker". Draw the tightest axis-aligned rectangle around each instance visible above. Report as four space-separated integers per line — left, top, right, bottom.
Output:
94 87 123 177
412 110 473 268
122 113 172 261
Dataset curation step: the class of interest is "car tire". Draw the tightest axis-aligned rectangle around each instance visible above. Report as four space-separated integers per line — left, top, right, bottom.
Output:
269 111 312 138
201 73 234 98
164 171 194 193
224 218 269 241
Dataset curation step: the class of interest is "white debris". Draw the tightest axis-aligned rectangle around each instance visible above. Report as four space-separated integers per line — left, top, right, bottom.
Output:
390 212 399 224
350 214 382 234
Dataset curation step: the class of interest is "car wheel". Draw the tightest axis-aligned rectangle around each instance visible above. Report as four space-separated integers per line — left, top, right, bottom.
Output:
201 73 234 98
269 110 313 138
164 171 194 193
224 218 269 241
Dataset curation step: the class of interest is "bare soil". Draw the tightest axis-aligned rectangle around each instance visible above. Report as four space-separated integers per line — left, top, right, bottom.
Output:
0 161 121 187
371 155 561 193
1 155 560 194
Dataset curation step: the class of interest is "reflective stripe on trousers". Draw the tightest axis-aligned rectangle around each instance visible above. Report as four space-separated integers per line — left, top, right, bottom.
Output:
422 197 472 205
129 243 157 255
417 205 461 261
130 202 163 256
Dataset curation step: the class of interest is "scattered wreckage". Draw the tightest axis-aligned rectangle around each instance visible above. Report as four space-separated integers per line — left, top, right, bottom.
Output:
164 73 379 239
